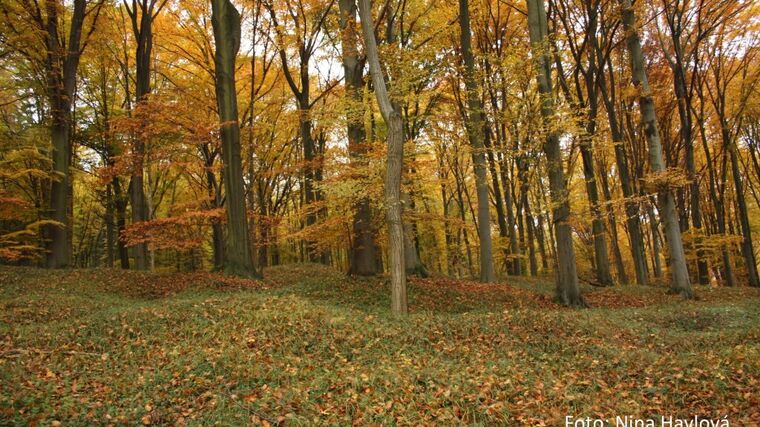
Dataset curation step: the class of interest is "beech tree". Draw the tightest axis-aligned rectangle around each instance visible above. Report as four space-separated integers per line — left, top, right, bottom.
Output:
211 0 258 277
0 0 105 268
526 0 584 306
339 0 377 276
123 0 167 270
358 0 407 314
619 0 693 298
458 0 495 283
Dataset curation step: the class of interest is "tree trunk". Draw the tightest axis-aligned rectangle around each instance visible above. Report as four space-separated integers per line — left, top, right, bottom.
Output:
668 25 709 285
111 177 130 269
44 0 90 268
211 0 258 277
696 108 734 286
598 62 649 285
599 159 629 284
729 137 760 287
402 191 428 277
125 0 163 271
359 0 407 314
485 128 511 273
105 184 115 267
206 164 225 270
500 157 521 275
517 152 536 275
526 0 584 306
620 0 693 297
339 0 377 276
579 133 614 285
299 99 321 262
458 0 495 282
645 200 664 279
535 179 551 271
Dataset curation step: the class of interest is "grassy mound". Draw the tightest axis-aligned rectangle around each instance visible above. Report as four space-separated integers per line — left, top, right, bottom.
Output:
1 264 759 425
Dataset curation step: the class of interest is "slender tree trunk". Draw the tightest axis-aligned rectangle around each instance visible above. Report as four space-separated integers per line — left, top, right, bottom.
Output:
620 0 693 298
694 94 734 286
516 149 538 276
645 200 664 279
339 0 378 275
105 184 115 267
519 152 538 276
500 159 521 275
125 0 162 271
598 64 649 285
526 0 584 306
667 30 709 284
728 137 760 287
112 177 130 269
485 128 511 272
525 210 538 276
401 191 428 276
358 0 407 314
441 182 454 276
579 133 614 285
211 0 258 277
458 0 495 282
535 179 551 271
204 164 225 270
599 160 629 284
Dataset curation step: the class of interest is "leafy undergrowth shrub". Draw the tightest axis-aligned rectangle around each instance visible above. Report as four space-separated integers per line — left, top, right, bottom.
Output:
1 264 759 425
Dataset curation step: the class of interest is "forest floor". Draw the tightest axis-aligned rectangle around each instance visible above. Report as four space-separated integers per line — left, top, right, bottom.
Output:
1 264 759 426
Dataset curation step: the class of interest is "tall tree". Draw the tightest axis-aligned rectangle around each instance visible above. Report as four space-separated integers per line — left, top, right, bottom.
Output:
619 0 693 298
526 0 584 306
211 0 258 277
123 0 167 270
46 0 87 268
553 0 615 286
358 0 407 314
0 0 105 267
265 0 335 264
458 0 495 282
596 33 649 285
656 0 742 286
339 0 377 276
552 0 614 286
705 24 760 287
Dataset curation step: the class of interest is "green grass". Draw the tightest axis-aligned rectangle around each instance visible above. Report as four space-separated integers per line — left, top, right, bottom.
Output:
1 264 759 425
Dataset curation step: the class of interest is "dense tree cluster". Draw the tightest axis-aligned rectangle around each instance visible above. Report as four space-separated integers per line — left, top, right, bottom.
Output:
1 0 759 313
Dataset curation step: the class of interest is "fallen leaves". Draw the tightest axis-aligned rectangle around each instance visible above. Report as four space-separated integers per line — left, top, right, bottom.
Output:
1 264 759 425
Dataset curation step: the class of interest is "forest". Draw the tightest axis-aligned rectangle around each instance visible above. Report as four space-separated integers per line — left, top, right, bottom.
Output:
1 0 759 424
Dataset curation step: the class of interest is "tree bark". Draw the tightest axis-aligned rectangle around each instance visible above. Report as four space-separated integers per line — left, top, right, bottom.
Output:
485 128 510 270
458 0 495 282
359 0 407 314
663 7 709 285
211 0 258 277
728 136 759 287
339 0 377 276
500 155 521 275
598 158 629 284
44 0 92 268
597 59 649 285
105 184 115 267
619 0 693 297
526 0 584 306
124 0 164 271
